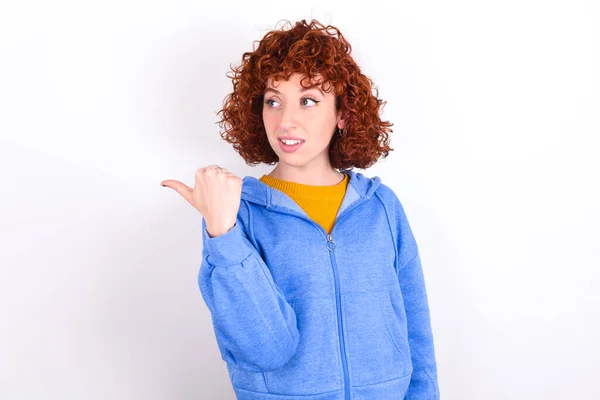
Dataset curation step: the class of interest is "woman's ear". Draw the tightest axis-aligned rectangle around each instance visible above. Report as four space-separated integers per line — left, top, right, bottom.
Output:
336 112 347 130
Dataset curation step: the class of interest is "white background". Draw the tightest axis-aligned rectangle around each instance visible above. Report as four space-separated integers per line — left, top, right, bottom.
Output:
1 1 599 399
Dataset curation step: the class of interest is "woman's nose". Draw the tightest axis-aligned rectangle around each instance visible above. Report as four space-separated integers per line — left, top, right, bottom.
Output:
280 103 301 129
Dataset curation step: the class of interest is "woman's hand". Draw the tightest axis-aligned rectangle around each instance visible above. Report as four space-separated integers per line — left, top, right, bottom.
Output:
161 165 243 237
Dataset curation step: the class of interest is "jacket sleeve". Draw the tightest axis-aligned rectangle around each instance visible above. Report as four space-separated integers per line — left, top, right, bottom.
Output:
393 193 440 399
197 207 300 372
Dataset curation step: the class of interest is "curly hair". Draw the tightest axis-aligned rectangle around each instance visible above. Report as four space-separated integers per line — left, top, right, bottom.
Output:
216 19 394 170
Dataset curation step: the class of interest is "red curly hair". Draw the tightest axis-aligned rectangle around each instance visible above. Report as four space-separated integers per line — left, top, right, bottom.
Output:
216 19 394 170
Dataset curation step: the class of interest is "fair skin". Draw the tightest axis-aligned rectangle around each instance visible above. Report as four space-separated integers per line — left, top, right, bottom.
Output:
262 73 347 186
159 73 348 238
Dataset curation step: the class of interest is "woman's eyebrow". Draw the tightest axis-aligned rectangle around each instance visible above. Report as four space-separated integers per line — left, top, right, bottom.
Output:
264 87 324 96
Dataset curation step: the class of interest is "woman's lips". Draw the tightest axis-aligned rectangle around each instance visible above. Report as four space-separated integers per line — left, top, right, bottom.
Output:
278 138 305 153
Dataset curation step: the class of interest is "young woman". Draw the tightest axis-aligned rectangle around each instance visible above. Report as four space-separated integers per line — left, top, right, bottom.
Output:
162 19 440 400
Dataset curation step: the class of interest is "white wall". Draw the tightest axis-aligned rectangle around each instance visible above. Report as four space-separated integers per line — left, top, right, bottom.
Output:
1 1 598 399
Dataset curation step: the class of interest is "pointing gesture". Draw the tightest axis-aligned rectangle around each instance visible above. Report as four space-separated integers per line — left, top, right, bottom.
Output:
161 165 243 238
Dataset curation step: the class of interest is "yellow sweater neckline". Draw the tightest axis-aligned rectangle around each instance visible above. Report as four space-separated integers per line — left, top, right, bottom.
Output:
259 173 348 200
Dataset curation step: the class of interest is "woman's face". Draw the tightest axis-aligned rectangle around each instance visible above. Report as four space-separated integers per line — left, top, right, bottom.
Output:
262 73 345 173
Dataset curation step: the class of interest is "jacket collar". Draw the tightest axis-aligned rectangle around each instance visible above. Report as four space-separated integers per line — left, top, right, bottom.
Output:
241 169 381 217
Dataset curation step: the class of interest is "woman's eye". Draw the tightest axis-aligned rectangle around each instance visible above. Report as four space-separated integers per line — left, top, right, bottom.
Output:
265 99 279 107
301 97 319 107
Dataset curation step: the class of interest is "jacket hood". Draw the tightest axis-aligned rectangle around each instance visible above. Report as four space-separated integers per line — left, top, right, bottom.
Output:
241 169 382 217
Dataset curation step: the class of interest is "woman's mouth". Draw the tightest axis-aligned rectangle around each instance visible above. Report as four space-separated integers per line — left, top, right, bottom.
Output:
278 138 305 153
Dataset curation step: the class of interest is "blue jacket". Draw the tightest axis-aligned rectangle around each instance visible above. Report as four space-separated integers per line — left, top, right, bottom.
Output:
199 169 440 399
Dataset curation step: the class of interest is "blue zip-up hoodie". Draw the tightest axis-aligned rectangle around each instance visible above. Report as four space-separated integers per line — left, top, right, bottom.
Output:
199 169 440 399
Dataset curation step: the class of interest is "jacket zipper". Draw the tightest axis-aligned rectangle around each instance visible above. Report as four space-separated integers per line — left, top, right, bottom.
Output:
266 197 367 400
327 233 351 400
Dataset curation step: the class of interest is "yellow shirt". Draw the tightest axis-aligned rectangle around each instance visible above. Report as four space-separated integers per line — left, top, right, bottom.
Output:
259 173 349 234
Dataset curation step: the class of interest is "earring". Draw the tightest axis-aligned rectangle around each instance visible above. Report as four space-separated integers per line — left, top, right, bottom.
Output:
337 127 347 138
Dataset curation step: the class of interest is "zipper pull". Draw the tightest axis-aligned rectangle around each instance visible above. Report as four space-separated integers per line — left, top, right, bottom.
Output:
326 234 336 251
